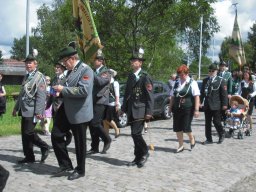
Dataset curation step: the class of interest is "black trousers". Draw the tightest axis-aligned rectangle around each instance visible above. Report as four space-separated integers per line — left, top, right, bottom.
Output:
51 105 88 174
130 116 148 160
21 117 49 160
0 165 9 192
89 104 111 151
204 109 224 142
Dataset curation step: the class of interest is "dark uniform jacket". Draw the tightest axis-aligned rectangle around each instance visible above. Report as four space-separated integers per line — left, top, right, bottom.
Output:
200 76 228 111
93 65 111 105
122 70 154 119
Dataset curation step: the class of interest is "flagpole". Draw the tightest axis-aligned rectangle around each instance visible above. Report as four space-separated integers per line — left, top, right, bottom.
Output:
198 16 203 80
26 0 30 57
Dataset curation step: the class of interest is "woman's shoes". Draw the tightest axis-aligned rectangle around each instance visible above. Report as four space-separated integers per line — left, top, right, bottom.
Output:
176 146 184 153
115 128 120 138
191 136 196 150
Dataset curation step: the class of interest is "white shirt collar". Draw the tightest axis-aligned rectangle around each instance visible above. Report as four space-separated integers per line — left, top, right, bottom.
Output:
134 68 141 77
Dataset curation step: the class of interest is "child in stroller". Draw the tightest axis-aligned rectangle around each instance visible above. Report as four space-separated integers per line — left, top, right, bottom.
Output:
225 95 251 139
226 100 242 129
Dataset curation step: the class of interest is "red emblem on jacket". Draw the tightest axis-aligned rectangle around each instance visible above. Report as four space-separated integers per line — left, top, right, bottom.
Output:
83 75 89 80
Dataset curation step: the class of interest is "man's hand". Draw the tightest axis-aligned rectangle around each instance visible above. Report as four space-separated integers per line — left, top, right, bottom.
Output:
145 114 153 121
52 85 64 93
35 114 44 120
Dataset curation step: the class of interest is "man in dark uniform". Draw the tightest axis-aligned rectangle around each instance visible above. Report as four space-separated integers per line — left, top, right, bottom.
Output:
12 54 49 164
200 64 228 144
121 48 154 168
51 46 94 180
87 50 112 154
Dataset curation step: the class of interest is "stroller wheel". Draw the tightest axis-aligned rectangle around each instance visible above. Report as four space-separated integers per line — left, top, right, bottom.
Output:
241 132 244 139
227 129 234 138
237 131 242 139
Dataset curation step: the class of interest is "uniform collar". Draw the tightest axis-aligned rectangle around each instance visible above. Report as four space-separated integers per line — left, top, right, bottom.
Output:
134 68 142 77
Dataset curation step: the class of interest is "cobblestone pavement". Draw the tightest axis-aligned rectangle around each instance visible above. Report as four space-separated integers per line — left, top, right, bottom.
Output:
1 112 256 192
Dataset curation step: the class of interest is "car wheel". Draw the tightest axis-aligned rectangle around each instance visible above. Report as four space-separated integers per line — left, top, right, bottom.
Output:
116 113 128 128
162 104 171 119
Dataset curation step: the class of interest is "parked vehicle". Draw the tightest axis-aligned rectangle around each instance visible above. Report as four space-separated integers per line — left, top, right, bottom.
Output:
116 81 171 128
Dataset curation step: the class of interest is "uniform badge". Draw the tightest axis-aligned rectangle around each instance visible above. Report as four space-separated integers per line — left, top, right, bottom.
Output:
83 75 89 80
146 83 153 91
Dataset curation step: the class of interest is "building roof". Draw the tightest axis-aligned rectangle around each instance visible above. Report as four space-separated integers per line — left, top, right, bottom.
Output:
0 59 25 76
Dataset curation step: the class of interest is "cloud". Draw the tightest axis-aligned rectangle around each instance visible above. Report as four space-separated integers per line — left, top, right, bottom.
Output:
0 0 53 58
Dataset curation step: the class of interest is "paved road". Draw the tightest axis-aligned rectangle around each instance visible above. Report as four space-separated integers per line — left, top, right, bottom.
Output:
0 112 256 192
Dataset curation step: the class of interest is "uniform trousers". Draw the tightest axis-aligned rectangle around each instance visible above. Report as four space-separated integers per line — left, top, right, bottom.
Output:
51 104 88 174
129 116 148 160
204 108 224 141
21 117 49 160
0 164 9 192
89 104 111 151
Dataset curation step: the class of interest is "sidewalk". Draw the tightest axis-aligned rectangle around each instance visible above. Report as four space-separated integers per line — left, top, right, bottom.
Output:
0 112 256 192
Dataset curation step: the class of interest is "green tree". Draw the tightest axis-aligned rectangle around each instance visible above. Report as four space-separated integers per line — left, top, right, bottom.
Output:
10 0 220 80
247 22 256 70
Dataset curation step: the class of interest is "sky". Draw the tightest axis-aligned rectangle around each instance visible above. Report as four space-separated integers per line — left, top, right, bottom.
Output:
0 0 256 60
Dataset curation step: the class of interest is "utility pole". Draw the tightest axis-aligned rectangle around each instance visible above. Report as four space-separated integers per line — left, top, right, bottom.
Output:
198 16 203 80
26 0 30 57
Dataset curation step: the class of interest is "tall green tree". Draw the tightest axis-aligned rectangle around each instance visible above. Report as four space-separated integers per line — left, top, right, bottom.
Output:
10 0 220 80
247 22 256 70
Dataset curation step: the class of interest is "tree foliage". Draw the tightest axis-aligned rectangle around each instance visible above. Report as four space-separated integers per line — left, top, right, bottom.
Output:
247 22 256 70
10 0 219 81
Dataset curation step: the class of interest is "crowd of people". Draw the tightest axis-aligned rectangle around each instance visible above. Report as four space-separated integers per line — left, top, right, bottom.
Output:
1 42 256 187
170 61 256 152
0 44 153 184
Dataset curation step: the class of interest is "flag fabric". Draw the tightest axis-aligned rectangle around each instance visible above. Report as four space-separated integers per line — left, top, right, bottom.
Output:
229 12 246 66
72 0 103 63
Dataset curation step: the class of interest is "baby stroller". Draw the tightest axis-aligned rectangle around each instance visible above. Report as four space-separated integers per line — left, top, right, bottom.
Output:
224 95 252 139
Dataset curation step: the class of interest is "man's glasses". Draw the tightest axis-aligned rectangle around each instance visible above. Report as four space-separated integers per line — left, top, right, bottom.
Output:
208 70 215 72
63 57 71 63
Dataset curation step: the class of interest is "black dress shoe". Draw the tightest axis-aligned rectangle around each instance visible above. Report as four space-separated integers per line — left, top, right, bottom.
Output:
52 167 73 177
102 141 111 154
17 158 35 164
217 135 225 144
86 149 99 155
191 136 196 150
127 157 139 166
137 153 149 168
68 170 85 180
41 148 49 162
202 140 213 145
